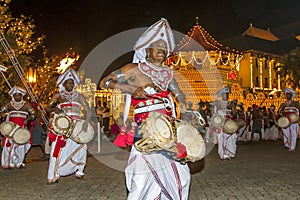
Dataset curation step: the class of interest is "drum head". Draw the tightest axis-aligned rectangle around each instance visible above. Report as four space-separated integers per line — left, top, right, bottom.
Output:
222 119 239 134
289 114 299 124
52 114 73 135
71 120 94 144
277 117 290 128
12 128 31 145
211 114 223 128
236 119 246 128
176 121 206 162
138 112 174 150
0 121 15 136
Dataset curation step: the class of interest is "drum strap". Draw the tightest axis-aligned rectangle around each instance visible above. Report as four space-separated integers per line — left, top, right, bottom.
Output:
134 103 166 114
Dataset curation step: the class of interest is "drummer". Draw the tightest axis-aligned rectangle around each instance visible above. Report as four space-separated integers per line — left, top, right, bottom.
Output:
0 86 35 169
210 86 238 161
45 68 92 184
278 87 300 153
100 18 191 199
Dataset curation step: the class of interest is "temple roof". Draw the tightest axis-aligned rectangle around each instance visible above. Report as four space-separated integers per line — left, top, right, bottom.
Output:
242 23 279 42
175 17 240 53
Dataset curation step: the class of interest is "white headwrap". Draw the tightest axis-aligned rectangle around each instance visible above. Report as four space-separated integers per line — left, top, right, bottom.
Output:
8 85 27 97
56 69 81 91
284 87 296 98
132 18 175 63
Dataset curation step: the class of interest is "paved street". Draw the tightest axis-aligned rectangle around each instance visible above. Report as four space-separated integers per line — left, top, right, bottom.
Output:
1 139 300 200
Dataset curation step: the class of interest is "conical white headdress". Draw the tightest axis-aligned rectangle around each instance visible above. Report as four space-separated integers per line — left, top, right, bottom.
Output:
8 85 27 97
56 69 81 91
132 18 175 63
284 87 296 98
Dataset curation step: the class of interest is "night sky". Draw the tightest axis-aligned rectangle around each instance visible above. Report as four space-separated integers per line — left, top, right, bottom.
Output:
9 0 300 65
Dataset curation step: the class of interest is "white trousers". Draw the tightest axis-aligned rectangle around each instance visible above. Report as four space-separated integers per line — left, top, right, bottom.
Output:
217 132 237 159
283 123 299 151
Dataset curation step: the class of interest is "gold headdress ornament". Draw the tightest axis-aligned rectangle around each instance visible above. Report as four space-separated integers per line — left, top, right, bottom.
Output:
8 85 27 97
133 18 175 63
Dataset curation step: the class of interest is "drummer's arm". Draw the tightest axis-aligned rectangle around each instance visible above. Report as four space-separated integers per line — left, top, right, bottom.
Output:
45 93 61 114
0 104 9 120
26 103 36 121
168 78 186 112
79 94 92 123
24 103 36 125
100 64 138 94
278 103 284 116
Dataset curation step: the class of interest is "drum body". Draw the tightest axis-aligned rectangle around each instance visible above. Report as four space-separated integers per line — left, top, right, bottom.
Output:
52 114 74 137
236 119 246 128
0 121 16 136
175 121 206 162
12 127 31 145
135 112 175 153
135 112 205 163
288 113 299 124
222 119 239 134
277 116 290 128
211 114 224 128
70 119 94 144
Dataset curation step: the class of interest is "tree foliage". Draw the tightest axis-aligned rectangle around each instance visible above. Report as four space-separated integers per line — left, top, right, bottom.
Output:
0 0 59 106
279 46 300 89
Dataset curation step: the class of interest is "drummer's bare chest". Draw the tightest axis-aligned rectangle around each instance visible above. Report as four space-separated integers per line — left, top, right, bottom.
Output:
127 70 157 87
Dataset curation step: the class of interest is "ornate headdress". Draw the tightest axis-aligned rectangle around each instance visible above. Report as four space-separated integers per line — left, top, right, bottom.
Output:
132 18 175 63
56 69 81 91
283 87 296 98
8 86 27 97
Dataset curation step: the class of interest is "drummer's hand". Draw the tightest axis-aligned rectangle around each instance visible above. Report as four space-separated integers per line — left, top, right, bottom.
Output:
24 119 29 126
132 87 148 99
82 121 90 132
54 108 62 114
179 103 186 113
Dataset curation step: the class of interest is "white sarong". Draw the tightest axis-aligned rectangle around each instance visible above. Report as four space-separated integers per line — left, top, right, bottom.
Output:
1 138 30 168
125 146 190 200
47 138 87 180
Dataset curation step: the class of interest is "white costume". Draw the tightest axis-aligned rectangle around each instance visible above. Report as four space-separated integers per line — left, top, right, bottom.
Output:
212 87 237 160
280 88 299 152
1 86 34 168
47 69 88 182
124 18 191 200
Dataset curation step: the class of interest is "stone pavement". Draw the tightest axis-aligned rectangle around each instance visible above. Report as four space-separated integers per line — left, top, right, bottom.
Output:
0 139 300 200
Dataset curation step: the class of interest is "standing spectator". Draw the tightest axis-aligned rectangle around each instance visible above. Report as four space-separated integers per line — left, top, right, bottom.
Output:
251 104 262 142
96 101 103 126
261 106 268 140
102 102 110 137
237 103 247 142
28 102 47 160
267 105 279 140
